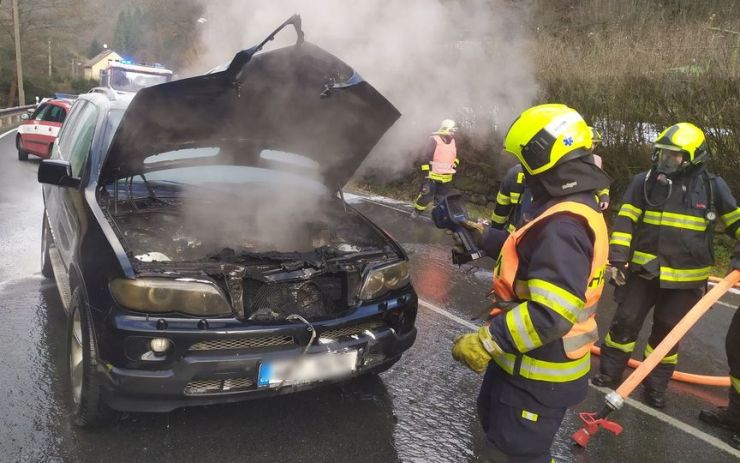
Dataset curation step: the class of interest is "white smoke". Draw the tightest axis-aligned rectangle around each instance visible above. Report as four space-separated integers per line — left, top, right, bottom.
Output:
188 0 539 178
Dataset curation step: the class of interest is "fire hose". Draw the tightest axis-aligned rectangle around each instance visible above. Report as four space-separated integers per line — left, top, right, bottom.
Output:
589 346 730 387
572 269 740 448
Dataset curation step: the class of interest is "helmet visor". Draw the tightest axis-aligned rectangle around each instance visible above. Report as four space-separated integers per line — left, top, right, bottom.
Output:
656 148 685 175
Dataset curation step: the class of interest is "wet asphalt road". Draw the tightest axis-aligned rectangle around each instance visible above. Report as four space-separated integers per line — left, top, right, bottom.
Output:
0 127 739 462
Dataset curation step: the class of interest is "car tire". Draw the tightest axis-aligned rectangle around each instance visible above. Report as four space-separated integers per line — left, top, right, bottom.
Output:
67 287 114 427
16 136 28 161
41 212 53 278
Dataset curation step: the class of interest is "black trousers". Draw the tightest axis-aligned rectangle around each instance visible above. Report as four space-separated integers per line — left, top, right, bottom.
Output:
413 178 451 211
477 363 565 463
726 307 740 421
599 273 704 392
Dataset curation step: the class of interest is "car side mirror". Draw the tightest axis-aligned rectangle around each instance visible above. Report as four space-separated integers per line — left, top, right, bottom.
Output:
38 160 81 188
21 113 29 121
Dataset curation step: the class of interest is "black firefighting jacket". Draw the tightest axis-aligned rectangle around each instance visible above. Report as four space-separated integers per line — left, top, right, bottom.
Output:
481 192 600 407
610 166 740 289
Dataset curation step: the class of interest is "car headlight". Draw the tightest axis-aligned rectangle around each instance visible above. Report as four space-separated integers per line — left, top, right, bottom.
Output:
110 278 232 316
359 261 411 301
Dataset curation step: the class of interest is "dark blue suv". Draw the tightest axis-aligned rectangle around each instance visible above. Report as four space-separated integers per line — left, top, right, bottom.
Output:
38 18 417 426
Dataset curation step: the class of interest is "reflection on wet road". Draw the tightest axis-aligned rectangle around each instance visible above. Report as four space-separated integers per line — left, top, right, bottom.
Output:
0 129 739 462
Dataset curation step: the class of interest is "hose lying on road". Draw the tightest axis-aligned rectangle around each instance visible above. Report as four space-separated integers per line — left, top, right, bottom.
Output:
590 345 730 387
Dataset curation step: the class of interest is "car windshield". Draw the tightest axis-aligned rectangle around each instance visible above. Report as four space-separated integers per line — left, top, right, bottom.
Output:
109 68 170 92
105 145 327 197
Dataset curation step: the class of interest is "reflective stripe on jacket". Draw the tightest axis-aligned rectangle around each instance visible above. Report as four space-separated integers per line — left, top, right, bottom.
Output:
492 164 527 231
609 169 740 289
493 201 608 362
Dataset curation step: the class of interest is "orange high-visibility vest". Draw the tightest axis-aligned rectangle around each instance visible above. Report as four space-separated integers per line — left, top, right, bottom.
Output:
492 201 608 359
430 135 457 174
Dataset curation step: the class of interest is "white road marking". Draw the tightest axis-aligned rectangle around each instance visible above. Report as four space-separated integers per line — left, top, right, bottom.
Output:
349 192 740 457
418 297 740 459
0 128 18 140
709 280 740 296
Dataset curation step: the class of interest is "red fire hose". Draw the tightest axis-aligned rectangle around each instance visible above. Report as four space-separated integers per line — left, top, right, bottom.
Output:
572 270 740 448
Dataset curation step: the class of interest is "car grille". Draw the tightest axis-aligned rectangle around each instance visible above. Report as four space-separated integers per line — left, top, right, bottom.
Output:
184 378 255 395
244 277 344 320
319 321 387 341
189 335 295 352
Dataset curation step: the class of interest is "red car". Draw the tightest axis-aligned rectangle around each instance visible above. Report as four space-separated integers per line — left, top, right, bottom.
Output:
16 99 72 160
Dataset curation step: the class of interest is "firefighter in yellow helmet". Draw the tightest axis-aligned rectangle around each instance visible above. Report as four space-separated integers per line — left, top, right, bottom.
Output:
411 119 459 218
490 125 608 233
590 127 611 210
594 122 740 409
452 104 611 462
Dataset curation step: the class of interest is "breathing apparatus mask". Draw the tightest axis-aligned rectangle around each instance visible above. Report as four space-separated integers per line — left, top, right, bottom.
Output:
653 148 686 184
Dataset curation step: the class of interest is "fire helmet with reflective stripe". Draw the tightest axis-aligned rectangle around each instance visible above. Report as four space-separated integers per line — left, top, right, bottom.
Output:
504 104 592 175
653 122 707 165
434 119 458 136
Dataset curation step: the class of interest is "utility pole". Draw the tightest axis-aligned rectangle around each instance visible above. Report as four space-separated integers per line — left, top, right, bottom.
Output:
48 40 52 78
12 0 25 105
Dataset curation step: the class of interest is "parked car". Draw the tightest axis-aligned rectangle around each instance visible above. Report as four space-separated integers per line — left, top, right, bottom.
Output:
17 98 72 160
38 17 416 427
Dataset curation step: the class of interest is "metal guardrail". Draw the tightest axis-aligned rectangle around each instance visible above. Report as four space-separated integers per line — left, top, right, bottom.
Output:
0 104 35 130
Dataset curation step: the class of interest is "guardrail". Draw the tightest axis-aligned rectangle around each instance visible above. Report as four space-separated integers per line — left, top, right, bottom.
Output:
0 104 35 130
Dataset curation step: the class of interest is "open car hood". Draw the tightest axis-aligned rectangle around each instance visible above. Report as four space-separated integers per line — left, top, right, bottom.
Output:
100 22 400 188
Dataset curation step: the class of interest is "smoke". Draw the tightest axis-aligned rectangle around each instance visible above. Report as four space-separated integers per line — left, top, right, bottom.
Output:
188 0 539 178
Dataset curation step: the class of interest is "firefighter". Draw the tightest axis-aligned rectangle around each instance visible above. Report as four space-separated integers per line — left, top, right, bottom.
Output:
490 126 608 233
593 122 740 409
490 164 530 232
699 244 740 449
411 119 460 218
451 104 611 462
591 127 610 211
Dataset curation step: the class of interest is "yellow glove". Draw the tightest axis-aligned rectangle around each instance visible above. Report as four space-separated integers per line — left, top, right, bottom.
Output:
452 326 503 373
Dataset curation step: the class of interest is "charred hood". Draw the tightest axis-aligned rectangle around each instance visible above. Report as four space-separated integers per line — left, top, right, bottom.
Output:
100 41 401 187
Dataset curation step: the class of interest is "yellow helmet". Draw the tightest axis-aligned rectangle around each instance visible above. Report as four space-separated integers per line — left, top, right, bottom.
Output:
434 119 457 136
504 104 592 175
653 122 707 165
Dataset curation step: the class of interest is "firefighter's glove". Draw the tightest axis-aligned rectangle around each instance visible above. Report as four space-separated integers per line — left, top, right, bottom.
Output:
447 220 487 255
732 243 740 270
452 326 503 374
608 262 628 286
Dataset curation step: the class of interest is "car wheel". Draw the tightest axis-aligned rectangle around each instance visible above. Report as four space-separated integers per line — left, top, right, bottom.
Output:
16 136 28 161
41 212 53 278
67 287 114 427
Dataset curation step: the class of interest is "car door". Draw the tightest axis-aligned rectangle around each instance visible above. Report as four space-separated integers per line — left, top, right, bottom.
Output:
19 103 49 155
44 101 83 246
47 101 99 269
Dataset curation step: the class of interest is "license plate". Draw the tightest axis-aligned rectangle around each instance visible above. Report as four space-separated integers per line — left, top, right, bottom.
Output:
258 350 358 387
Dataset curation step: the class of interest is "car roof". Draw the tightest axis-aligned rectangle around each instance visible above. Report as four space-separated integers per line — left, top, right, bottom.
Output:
46 99 73 110
76 91 133 112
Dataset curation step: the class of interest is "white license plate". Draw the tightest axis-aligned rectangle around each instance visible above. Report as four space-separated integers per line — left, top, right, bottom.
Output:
258 350 358 387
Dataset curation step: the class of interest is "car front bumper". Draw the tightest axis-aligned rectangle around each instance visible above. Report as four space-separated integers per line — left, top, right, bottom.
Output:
98 294 418 412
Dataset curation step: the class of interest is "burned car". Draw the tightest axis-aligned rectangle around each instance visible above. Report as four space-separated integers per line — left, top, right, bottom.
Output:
38 16 417 426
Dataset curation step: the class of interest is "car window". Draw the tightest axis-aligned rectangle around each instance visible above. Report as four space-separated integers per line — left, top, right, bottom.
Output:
32 104 49 121
43 105 67 124
56 101 87 161
64 103 100 177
